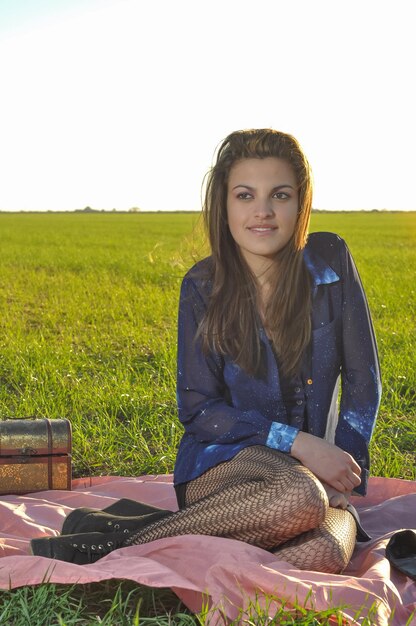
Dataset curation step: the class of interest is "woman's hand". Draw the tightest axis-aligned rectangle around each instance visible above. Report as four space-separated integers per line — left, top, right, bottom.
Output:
290 431 361 493
321 482 351 509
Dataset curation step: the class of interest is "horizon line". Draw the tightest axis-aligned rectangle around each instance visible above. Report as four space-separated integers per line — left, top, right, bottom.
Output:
1 208 415 214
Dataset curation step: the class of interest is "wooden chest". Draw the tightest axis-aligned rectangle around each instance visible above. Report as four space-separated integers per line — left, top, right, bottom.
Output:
0 418 72 494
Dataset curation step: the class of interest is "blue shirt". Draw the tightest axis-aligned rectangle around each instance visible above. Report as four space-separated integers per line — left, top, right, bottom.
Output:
173 232 381 495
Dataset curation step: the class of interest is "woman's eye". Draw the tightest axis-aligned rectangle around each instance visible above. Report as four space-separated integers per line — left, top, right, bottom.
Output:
236 192 252 200
273 191 289 200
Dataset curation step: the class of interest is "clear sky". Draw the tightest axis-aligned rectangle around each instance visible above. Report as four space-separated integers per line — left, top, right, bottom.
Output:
0 0 415 212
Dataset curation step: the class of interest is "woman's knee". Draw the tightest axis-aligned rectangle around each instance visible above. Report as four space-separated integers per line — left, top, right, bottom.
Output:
290 463 329 523
322 507 357 573
274 507 356 573
323 534 355 573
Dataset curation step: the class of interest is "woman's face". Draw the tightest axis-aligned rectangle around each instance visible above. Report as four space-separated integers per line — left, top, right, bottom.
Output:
226 157 299 275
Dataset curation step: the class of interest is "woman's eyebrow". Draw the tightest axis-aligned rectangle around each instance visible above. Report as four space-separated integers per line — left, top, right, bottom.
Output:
231 183 295 191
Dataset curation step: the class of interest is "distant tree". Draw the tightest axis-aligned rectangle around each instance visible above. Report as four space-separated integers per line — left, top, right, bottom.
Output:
129 207 141 213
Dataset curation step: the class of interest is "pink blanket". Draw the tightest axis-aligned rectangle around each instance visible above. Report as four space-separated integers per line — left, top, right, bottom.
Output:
1 475 415 625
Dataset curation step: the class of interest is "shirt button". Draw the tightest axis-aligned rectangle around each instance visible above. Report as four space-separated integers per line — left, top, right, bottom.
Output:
294 387 301 393
307 379 313 385
296 399 303 406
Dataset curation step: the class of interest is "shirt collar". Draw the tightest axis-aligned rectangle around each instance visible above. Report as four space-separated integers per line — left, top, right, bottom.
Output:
303 245 340 286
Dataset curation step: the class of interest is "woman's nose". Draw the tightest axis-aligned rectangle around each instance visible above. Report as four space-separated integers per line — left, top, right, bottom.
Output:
254 198 274 218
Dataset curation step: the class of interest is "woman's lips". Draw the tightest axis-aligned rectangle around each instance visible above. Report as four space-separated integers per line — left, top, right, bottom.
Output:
247 226 277 233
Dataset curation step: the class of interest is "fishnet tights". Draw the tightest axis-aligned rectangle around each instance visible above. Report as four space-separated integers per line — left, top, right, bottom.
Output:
272 505 356 573
125 445 356 573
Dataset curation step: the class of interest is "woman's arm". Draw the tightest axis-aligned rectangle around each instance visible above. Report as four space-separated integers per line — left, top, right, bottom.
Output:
291 235 381 494
290 431 362 493
335 238 382 493
177 273 299 451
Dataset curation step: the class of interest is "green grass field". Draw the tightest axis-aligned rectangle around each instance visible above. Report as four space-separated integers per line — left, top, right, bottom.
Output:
0 211 415 625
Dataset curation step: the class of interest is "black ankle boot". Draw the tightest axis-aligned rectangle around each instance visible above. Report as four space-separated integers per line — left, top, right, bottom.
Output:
60 499 170 535
103 499 167 516
386 530 416 581
61 507 171 535
30 530 131 564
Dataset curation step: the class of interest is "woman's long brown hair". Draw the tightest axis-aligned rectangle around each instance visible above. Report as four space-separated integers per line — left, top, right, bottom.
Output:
200 129 313 379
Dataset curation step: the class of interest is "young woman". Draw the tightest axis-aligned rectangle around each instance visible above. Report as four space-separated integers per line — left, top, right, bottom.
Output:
32 129 381 573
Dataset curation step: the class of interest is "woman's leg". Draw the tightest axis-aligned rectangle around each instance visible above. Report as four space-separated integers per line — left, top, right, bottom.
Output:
272 506 357 574
187 452 357 573
31 444 356 572
125 445 328 551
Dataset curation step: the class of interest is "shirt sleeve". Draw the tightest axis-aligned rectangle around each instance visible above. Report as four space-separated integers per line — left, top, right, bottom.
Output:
176 274 299 452
335 239 382 493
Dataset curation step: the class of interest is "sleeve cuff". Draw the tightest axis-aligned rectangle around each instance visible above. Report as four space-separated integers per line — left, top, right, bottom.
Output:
351 468 369 496
266 422 299 453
